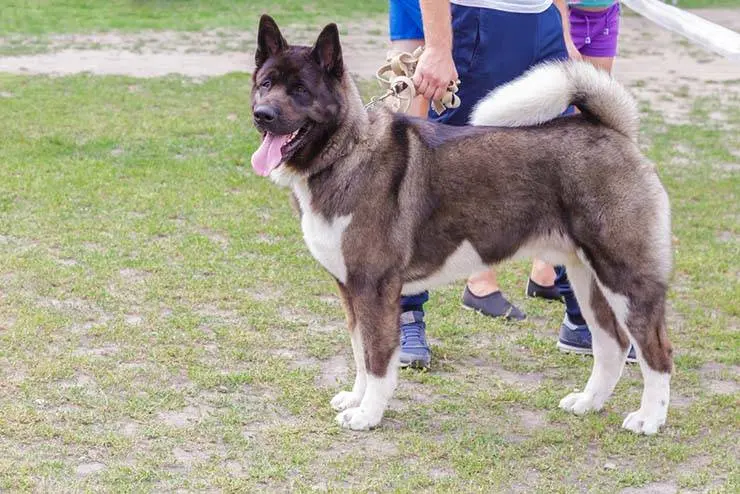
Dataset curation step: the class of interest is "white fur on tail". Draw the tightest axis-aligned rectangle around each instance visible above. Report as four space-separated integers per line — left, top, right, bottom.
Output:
469 60 639 141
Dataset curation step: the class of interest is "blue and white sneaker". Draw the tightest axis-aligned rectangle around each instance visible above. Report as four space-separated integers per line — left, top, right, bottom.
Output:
399 310 431 369
557 314 637 363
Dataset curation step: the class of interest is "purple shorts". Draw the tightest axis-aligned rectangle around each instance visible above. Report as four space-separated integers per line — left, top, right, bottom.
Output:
570 3 620 58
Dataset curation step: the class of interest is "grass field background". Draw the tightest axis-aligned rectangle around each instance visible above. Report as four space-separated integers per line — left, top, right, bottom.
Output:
0 0 735 34
0 1 738 492
1 0 387 34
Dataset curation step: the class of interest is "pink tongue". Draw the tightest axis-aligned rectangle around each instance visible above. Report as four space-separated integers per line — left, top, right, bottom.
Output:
251 133 291 176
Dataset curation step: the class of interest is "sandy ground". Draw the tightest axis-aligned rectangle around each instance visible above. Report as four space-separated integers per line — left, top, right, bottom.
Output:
0 9 738 122
0 22 387 79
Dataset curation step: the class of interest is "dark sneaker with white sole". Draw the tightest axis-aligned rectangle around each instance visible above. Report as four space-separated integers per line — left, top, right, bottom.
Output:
399 310 431 369
462 286 526 321
557 314 637 363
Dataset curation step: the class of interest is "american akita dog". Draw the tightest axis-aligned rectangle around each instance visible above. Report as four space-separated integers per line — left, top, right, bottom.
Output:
250 15 673 435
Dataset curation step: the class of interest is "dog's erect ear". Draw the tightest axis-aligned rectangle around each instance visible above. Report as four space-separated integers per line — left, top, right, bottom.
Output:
311 23 343 78
256 15 288 68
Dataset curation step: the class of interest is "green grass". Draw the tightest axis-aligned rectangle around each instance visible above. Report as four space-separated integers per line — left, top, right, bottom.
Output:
0 0 736 36
1 0 387 35
0 71 738 491
672 0 740 8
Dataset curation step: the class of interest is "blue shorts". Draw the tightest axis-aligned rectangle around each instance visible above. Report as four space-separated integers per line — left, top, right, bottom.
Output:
390 0 424 41
388 1 569 124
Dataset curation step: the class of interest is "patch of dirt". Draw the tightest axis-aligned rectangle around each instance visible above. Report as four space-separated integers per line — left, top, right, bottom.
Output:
224 460 244 475
465 358 545 389
0 315 16 330
0 357 27 386
318 294 340 306
171 446 211 467
242 286 283 302
509 469 542 493
119 268 150 283
82 242 104 252
278 306 345 335
255 233 280 245
429 467 456 480
311 320 345 334
669 393 694 409
242 410 302 440
272 348 354 389
119 421 141 437
0 234 39 252
320 434 400 461
278 306 314 325
194 304 242 324
157 404 214 428
197 227 229 249
124 313 144 326
0 19 387 78
37 295 104 316
699 362 740 395
517 408 548 430
316 354 349 388
59 372 95 389
617 9 740 126
394 381 434 407
708 379 739 395
75 462 106 476
620 482 677 494
73 343 119 357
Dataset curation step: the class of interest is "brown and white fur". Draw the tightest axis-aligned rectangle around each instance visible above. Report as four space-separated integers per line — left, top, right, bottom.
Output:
250 15 673 435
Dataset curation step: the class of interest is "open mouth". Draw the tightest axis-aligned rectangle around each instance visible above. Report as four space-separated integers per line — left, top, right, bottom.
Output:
281 123 311 156
251 123 312 177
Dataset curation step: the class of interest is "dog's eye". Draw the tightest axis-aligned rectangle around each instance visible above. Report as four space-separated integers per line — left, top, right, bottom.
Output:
261 79 271 89
293 84 307 95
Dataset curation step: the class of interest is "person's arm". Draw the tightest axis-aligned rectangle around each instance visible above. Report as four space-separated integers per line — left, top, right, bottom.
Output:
413 0 458 103
555 0 582 60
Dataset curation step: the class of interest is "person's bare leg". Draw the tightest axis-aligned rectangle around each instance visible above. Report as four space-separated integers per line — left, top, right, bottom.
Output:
467 269 500 296
390 39 429 118
530 259 556 286
583 55 615 73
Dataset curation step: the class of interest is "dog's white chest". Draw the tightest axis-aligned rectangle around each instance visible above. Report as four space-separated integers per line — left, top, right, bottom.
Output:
302 211 352 283
294 181 352 283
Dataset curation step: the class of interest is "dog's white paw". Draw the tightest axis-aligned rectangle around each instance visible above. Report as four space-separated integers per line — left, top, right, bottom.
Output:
330 391 362 412
559 391 603 415
622 408 666 435
335 407 381 431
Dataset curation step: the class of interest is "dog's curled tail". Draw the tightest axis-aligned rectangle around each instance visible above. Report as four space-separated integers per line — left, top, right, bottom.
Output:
469 60 638 141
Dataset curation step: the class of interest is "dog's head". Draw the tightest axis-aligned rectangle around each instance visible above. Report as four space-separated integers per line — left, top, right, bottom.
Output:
251 15 345 180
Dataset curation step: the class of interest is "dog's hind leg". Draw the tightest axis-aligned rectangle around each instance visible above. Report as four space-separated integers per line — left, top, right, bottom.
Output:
559 260 631 414
601 282 672 435
335 274 401 430
330 282 366 412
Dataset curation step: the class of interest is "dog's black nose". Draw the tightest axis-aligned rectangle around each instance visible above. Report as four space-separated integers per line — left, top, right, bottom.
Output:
253 105 277 123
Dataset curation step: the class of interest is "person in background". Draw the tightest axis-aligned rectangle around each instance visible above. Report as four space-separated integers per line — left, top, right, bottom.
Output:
568 0 621 71
390 0 574 368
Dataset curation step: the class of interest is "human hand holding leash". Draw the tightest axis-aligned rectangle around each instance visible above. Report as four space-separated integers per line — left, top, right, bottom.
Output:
412 45 458 103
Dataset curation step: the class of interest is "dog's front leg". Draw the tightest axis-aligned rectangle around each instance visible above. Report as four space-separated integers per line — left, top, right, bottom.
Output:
335 274 401 431
330 282 366 412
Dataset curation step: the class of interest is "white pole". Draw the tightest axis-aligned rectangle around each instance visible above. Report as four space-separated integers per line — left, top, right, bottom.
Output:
621 0 740 61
